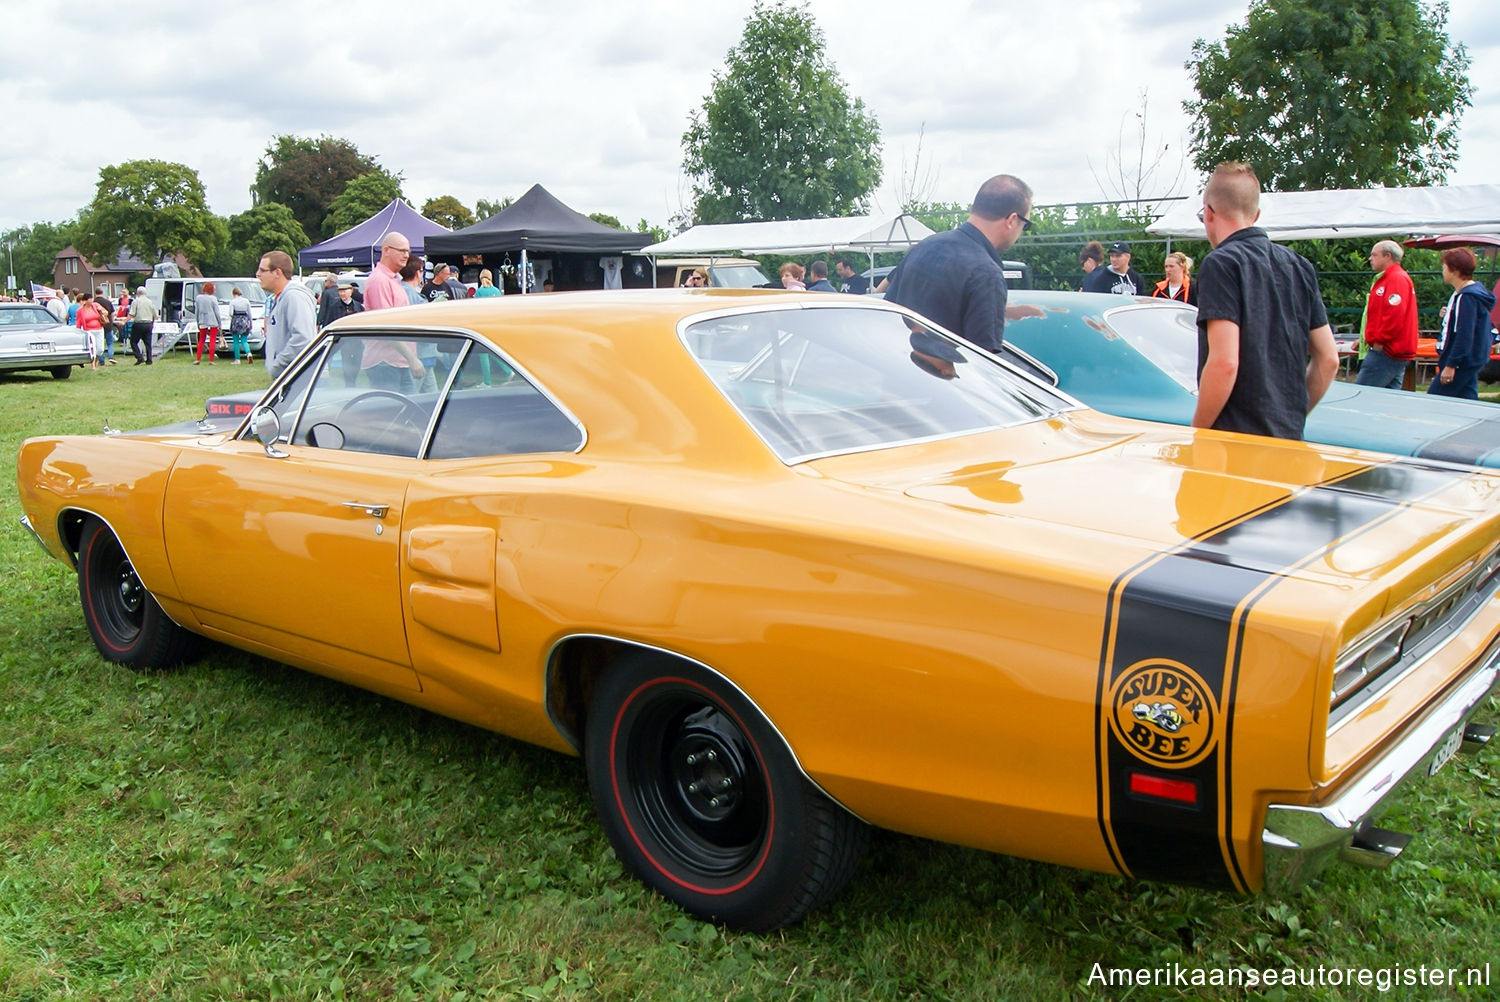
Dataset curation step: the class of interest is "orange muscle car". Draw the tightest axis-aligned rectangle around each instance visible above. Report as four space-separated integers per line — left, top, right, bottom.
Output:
17 290 1500 929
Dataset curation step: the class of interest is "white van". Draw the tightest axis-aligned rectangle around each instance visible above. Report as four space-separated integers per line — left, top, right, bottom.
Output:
142 277 268 354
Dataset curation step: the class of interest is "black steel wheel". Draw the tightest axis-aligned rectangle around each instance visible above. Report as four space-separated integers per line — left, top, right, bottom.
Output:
585 652 867 930
77 517 201 668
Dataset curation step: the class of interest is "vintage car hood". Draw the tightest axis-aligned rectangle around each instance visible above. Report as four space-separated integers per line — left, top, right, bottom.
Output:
807 411 1500 588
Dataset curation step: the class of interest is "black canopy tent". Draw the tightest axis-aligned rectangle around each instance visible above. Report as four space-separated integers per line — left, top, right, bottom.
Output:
424 184 653 293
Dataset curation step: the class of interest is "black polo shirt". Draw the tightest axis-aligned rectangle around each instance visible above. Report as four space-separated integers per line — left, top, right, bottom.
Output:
1195 226 1329 440
885 222 1008 351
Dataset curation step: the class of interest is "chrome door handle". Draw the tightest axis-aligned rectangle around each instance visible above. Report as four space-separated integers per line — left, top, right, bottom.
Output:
340 501 390 518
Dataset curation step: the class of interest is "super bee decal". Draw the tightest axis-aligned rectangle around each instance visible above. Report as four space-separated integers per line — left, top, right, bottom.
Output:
1095 460 1473 892
1110 661 1217 768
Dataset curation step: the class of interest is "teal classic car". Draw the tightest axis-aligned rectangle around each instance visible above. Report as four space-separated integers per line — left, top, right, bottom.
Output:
999 292 1500 467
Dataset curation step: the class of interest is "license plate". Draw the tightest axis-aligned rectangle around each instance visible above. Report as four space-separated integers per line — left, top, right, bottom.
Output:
29 342 52 352
1428 726 1463 776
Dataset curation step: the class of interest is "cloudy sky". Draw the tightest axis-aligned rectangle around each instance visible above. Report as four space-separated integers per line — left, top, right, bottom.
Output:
2 0 1495 237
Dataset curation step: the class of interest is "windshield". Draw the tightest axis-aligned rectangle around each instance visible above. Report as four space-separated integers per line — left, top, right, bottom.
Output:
198 281 267 305
710 265 771 289
0 307 58 325
1102 303 1201 392
683 305 1069 463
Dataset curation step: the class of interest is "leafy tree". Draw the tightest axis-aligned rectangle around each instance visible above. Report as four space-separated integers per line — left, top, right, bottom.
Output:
322 173 405 237
422 195 475 230
1185 0 1472 190
587 212 625 230
76 160 227 271
3 220 78 290
474 196 513 220
636 219 669 244
253 135 388 240
203 203 309 276
682 0 881 222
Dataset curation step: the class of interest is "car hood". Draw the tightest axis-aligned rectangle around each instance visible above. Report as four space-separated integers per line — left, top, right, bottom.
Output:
1309 380 1500 467
806 410 1500 589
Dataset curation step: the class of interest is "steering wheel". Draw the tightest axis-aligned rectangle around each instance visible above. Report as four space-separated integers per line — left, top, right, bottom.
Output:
335 390 429 450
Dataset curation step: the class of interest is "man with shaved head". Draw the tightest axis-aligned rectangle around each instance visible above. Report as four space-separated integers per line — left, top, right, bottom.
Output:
1192 162 1338 440
363 231 411 312
885 173 1032 351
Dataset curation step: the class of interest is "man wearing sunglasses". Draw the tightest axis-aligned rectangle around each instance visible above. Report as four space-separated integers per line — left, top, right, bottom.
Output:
1192 161 1338 440
885 174 1032 352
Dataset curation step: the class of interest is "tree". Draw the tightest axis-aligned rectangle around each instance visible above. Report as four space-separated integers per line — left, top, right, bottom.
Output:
1088 90 1187 221
253 135 387 240
76 160 227 271
422 195 475 230
1184 0 1472 191
3 220 78 290
474 196 513 221
203 203 309 276
682 0 881 223
322 172 405 237
588 212 625 230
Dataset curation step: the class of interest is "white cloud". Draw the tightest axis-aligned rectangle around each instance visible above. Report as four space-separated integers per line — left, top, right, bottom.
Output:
2 0 1494 239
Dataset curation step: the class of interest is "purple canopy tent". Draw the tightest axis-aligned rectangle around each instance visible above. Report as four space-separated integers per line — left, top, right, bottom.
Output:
297 199 451 272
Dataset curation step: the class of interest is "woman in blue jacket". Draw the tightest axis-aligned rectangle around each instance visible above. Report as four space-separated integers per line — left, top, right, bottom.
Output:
1429 248 1497 400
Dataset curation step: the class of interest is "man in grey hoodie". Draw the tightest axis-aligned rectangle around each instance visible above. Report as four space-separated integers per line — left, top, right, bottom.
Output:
255 250 318 377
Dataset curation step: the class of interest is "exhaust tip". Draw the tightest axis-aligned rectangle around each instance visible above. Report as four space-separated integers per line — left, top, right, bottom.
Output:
1340 825 1412 870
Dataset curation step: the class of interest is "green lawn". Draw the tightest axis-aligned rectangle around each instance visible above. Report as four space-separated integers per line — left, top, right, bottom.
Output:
2 358 1497 1001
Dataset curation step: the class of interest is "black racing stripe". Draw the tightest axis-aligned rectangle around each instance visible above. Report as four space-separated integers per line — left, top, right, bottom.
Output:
1097 460 1472 890
1413 415 1500 467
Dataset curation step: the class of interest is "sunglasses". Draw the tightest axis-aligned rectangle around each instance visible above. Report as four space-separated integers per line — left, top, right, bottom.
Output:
1196 203 1213 223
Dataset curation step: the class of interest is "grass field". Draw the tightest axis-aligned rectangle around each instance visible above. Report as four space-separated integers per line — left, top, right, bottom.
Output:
2 357 1498 1001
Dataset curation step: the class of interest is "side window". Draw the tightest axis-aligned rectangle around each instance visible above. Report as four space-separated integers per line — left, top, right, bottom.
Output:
427 344 582 459
285 333 457 458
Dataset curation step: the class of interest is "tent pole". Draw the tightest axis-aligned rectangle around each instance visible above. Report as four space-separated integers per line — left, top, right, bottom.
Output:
521 248 529 295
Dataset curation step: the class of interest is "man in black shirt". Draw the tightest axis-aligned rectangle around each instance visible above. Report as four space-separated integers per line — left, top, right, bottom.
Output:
884 174 1032 352
835 258 868 295
1193 162 1338 440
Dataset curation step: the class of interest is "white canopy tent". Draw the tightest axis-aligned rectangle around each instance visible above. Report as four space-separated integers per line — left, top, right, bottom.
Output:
642 213 935 284
1148 184 1500 242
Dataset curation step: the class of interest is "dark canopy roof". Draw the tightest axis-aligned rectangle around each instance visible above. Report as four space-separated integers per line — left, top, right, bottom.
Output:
298 199 451 271
424 184 652 257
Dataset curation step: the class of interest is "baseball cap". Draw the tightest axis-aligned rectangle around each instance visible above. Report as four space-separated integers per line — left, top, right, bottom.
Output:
1109 242 1132 254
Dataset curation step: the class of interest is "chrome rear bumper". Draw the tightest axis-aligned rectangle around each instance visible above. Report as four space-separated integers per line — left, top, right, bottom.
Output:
1263 638 1500 892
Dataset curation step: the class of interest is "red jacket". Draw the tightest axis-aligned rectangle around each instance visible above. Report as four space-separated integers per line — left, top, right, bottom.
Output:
1364 264 1418 360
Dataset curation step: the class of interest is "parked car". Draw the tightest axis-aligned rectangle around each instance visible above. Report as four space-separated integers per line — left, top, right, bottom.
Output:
18 290 1500 930
998 291 1500 468
0 301 90 378
866 258 1032 291
654 257 770 288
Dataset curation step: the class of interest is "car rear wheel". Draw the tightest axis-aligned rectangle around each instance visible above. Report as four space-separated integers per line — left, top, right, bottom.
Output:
77 517 201 668
585 652 867 930
51 365 72 380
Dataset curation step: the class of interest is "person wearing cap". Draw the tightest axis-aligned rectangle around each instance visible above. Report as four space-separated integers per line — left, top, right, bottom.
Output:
884 174 1032 352
364 232 411 312
1083 241 1147 296
127 285 158 365
332 280 364 321
1192 161 1338 440
422 262 457 302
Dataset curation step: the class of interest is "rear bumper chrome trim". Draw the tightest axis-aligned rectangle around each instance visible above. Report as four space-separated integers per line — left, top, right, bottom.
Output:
1263 636 1500 892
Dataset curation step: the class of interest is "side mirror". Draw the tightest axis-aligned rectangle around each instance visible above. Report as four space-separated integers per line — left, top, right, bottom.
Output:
250 406 289 458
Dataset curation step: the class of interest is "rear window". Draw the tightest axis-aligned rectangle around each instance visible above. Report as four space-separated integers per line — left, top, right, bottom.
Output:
683 305 1069 463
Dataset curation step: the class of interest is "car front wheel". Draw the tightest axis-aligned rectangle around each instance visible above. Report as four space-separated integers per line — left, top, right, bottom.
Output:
77 517 201 668
585 652 867 930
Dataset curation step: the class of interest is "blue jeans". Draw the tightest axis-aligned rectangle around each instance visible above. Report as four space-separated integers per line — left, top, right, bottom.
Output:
1354 347 1409 389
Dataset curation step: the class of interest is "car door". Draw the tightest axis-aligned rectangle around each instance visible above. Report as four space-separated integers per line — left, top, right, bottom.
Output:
162 337 428 692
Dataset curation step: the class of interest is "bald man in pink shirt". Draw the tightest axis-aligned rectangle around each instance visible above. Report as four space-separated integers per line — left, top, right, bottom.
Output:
363 232 411 312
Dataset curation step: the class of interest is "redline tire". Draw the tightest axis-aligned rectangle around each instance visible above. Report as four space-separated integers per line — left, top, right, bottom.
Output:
77 517 201 668
585 652 867 931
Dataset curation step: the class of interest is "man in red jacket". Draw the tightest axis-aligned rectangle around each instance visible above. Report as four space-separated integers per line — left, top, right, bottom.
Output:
1356 240 1419 389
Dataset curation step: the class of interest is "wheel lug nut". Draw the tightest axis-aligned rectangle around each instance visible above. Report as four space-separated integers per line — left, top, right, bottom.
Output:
708 797 720 808
720 778 733 789
685 753 699 765
705 750 717 761
687 781 701 793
